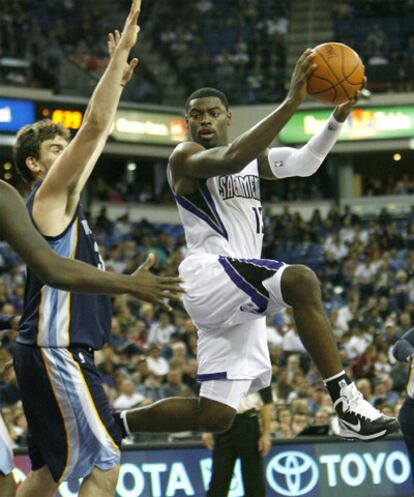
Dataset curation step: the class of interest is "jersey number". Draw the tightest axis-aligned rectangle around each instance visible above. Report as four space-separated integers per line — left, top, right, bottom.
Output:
252 207 264 234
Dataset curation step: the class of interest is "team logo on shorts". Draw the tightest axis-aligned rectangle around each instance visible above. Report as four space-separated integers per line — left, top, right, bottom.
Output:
240 302 262 314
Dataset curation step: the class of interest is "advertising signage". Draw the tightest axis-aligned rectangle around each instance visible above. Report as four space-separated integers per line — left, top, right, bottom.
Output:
0 98 34 132
13 437 412 497
110 110 188 145
279 105 414 144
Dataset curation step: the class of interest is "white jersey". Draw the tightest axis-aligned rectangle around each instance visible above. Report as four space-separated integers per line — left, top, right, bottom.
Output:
168 159 263 259
168 156 288 399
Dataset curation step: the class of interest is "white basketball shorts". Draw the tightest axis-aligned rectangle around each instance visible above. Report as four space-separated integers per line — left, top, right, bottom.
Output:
179 253 288 407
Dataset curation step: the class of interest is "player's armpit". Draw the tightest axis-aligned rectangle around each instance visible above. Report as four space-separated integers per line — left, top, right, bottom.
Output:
258 149 278 180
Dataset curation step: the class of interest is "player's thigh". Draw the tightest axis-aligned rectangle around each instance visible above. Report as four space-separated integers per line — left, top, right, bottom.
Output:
180 254 288 329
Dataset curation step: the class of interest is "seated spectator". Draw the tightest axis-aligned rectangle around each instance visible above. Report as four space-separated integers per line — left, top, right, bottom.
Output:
162 368 193 398
148 311 176 346
273 405 293 439
137 372 164 403
291 412 311 437
146 344 170 377
113 378 145 410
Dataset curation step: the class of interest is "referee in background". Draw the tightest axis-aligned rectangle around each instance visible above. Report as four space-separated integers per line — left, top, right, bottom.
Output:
202 386 273 497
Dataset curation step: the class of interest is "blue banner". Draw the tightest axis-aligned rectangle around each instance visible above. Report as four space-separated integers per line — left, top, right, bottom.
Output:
0 98 34 132
13 438 413 497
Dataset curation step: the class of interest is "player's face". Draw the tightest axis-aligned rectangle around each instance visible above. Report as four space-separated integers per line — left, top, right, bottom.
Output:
27 135 68 181
38 136 68 173
186 97 231 149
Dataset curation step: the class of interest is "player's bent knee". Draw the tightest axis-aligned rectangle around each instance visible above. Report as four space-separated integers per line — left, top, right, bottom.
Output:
282 265 321 306
85 465 120 494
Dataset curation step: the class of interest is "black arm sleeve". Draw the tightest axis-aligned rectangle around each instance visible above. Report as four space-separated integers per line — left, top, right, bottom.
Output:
392 327 414 362
258 386 273 405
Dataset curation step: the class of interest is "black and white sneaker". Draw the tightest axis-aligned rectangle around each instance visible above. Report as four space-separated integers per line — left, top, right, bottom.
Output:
334 383 400 440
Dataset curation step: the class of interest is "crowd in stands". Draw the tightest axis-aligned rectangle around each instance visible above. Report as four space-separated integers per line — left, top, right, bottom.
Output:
2 0 414 103
1 201 414 446
141 0 289 104
1 0 289 105
334 0 414 92
363 173 414 197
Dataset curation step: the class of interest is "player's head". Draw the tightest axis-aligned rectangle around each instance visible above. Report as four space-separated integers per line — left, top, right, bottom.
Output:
185 87 232 148
13 119 70 184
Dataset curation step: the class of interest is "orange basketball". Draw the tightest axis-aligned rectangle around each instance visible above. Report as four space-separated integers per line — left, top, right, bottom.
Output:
307 42 365 105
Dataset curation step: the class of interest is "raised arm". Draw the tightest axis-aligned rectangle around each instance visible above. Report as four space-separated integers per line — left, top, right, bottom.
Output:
258 79 366 180
0 182 184 310
33 0 141 236
170 49 316 185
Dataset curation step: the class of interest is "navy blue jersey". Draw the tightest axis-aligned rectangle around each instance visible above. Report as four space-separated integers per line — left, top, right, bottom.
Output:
18 184 112 349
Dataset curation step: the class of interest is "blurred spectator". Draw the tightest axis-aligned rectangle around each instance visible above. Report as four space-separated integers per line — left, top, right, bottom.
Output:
113 378 145 410
145 344 169 377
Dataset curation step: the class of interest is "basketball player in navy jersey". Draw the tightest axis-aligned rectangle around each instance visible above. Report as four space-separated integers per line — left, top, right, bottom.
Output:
115 50 398 443
10 1 154 496
0 179 183 497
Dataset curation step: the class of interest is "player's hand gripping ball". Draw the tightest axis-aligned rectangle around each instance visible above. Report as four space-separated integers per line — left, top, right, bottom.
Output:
308 42 365 105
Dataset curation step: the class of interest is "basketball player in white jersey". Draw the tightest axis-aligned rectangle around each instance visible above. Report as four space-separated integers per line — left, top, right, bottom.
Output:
116 49 398 441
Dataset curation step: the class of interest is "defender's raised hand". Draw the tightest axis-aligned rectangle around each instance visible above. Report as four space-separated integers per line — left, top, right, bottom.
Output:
119 0 142 51
107 29 139 85
130 253 186 311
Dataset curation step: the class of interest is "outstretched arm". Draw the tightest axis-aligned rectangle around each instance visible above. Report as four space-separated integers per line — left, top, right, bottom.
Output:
170 49 316 183
34 0 141 236
0 182 184 311
259 81 366 180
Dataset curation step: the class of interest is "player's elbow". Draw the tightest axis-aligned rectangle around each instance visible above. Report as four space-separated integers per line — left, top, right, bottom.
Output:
37 268 61 288
36 264 69 290
82 115 107 134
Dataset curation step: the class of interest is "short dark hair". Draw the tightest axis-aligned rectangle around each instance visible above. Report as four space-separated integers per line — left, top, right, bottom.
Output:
13 119 70 183
185 87 229 111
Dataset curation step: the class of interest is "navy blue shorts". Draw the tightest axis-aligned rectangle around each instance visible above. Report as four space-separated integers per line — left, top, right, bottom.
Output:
14 344 121 482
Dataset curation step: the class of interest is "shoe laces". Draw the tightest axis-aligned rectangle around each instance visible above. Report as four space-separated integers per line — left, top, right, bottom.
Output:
336 383 382 421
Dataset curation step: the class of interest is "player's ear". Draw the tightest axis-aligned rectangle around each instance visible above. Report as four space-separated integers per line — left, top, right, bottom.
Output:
226 111 232 126
25 156 40 173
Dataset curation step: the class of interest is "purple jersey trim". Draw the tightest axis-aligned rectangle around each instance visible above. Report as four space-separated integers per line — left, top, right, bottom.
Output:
175 195 228 240
199 182 228 238
218 256 268 312
240 258 285 271
196 372 228 382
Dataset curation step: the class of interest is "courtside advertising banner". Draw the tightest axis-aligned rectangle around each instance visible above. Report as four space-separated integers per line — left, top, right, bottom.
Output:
13 437 412 497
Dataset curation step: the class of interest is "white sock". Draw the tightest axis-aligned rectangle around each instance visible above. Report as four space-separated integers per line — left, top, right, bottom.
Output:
323 370 347 384
120 410 131 435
